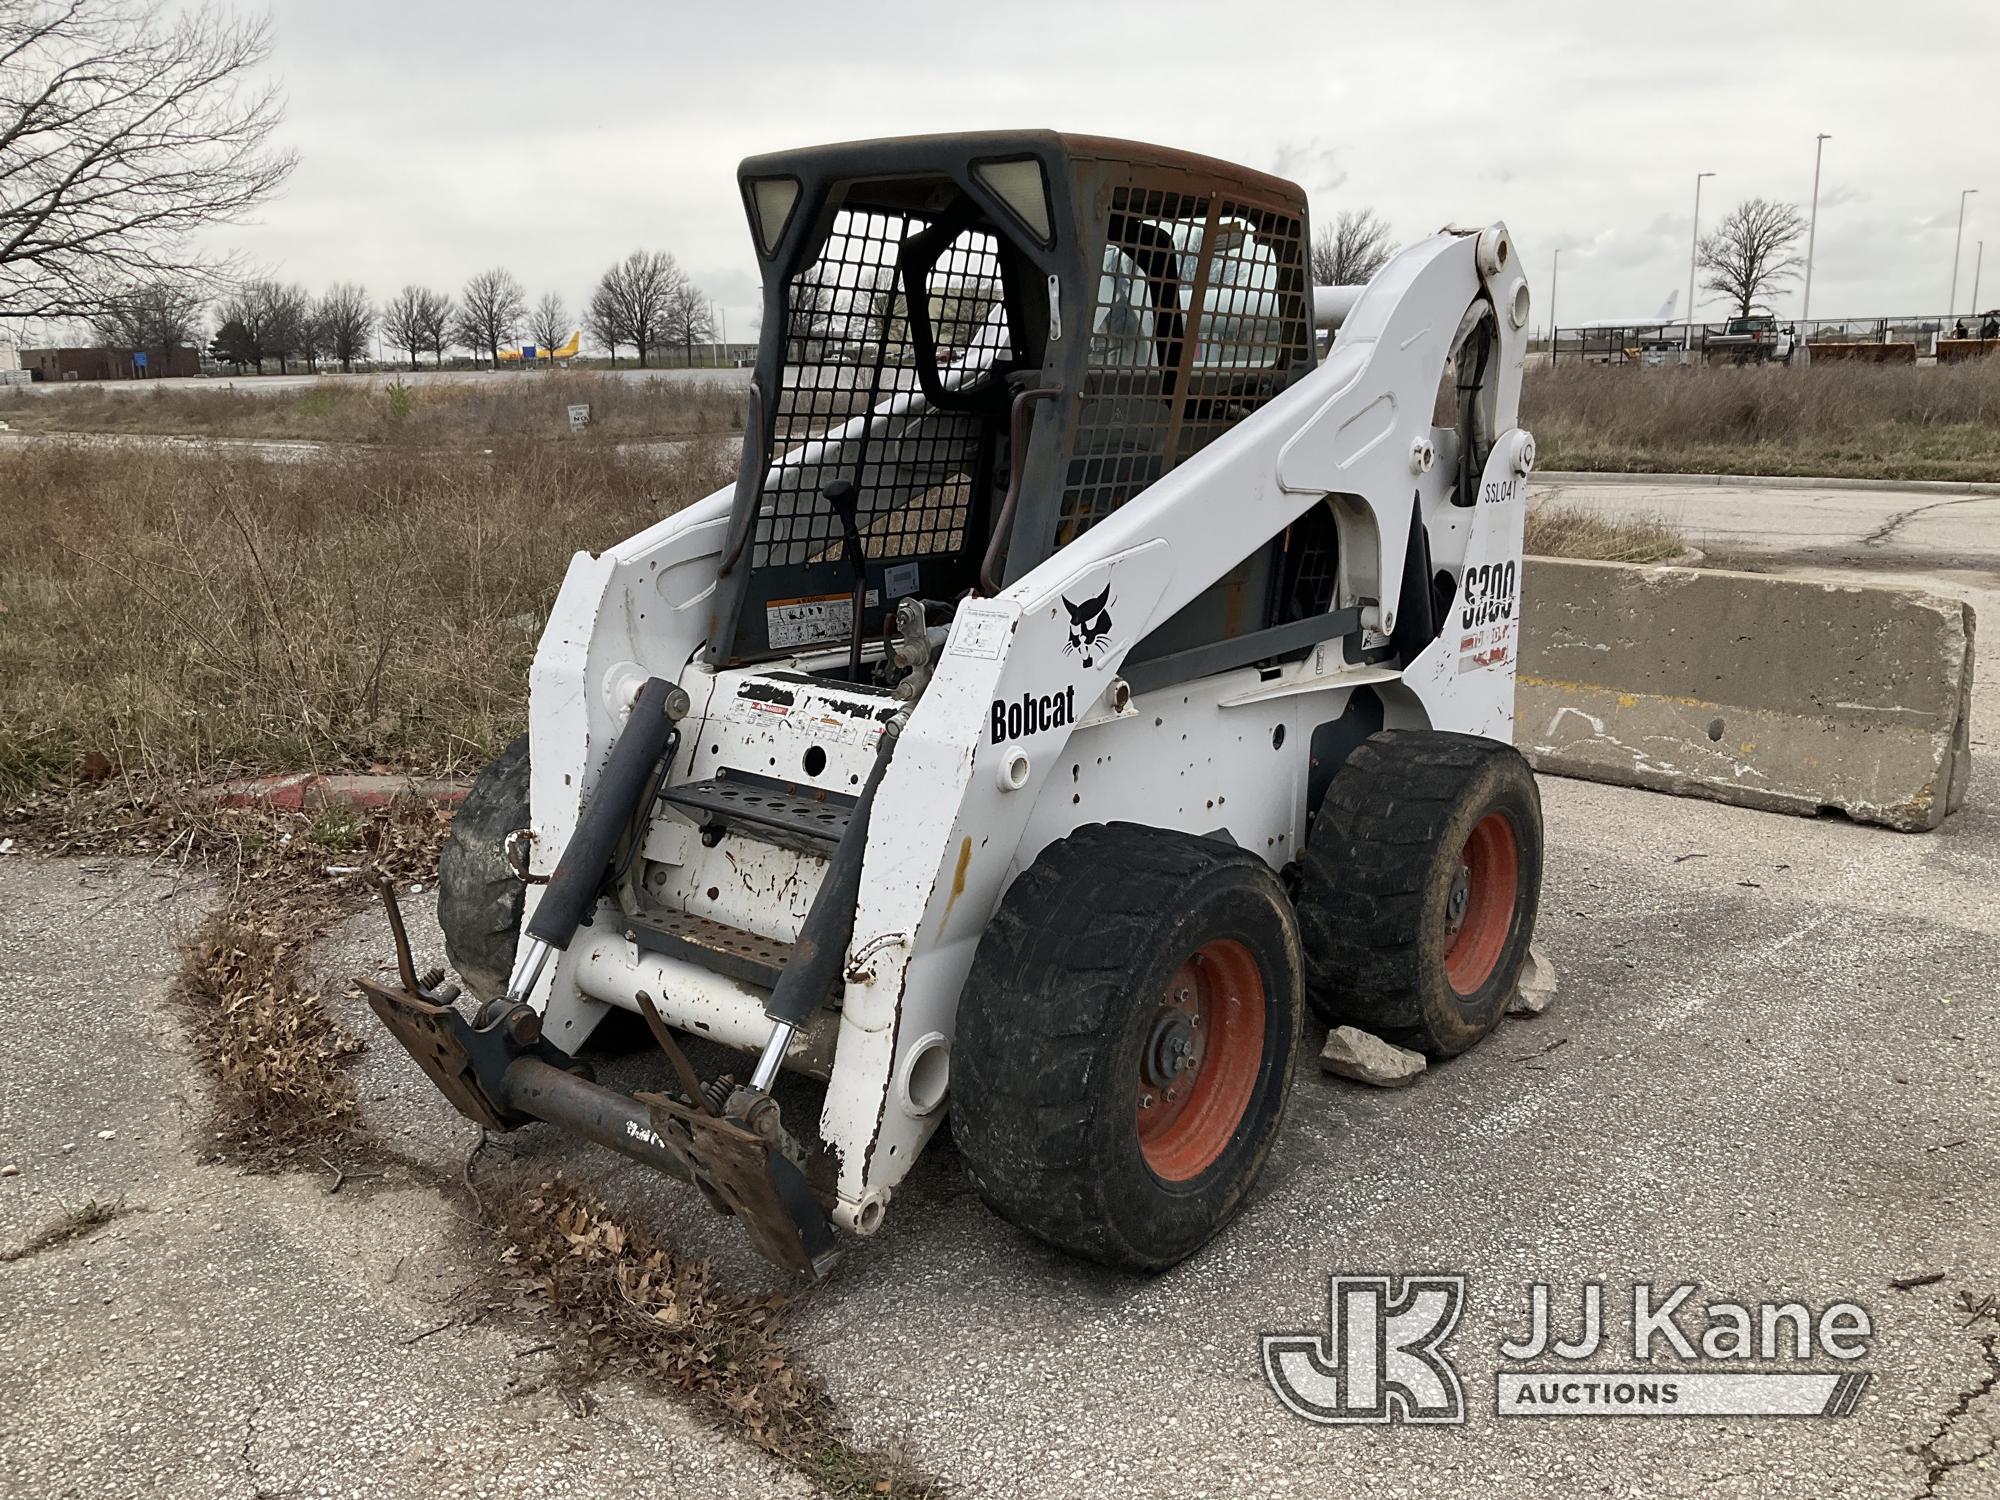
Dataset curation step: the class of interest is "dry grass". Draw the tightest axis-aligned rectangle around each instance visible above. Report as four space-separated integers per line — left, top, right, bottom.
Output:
0 371 744 444
0 438 734 795
497 1175 942 1497
0 406 934 1493
1524 357 2000 481
0 1198 131 1263
1524 501 1685 563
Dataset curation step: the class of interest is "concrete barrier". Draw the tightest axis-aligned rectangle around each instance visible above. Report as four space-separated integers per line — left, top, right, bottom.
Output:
1803 342 1918 364
1516 559 1975 831
1937 338 2000 365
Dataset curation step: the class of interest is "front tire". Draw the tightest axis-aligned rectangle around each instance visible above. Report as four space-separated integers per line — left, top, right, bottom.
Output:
951 823 1304 1272
436 734 530 1002
1296 729 1542 1057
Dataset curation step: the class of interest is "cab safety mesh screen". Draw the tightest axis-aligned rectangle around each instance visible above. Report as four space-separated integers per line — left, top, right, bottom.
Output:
1059 188 1309 543
754 208 1008 568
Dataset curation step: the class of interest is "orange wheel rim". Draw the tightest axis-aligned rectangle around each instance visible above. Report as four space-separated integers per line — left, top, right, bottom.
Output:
1136 938 1266 1182
1444 812 1519 994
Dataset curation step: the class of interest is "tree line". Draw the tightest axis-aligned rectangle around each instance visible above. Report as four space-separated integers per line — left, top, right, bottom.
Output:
192 255 720 375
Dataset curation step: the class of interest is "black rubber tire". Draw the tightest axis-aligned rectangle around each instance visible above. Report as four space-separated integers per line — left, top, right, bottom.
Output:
437 734 530 1002
951 823 1304 1272
1296 728 1542 1057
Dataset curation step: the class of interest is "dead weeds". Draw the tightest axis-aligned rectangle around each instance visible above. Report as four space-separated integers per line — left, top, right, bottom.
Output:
7 777 452 1169
0 437 734 798
495 1173 942 1498
1525 357 2000 481
0 370 745 445
177 901 367 1164
0 1197 134 1263
1524 501 1686 563
12 783 940 1494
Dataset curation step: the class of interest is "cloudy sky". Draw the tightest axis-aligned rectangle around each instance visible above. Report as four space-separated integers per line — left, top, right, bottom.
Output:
214 0 1995 342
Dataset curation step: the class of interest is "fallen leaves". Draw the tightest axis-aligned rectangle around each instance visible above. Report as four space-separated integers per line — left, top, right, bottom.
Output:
498 1175 941 1498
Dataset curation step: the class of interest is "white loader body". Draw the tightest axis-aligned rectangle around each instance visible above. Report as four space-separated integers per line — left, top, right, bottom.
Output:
519 220 1534 1235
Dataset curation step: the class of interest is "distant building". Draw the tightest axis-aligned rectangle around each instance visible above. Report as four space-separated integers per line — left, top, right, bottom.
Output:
20 345 201 381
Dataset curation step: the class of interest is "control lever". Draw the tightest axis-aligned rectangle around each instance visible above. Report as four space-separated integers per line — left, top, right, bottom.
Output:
821 480 868 681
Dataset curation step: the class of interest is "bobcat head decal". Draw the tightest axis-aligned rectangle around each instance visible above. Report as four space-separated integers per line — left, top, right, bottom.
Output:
1062 584 1115 668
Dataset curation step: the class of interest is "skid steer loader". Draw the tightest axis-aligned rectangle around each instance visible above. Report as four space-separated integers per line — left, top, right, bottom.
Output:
361 131 1544 1276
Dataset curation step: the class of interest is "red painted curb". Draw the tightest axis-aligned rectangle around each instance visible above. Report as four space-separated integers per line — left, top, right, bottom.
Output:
215 772 468 813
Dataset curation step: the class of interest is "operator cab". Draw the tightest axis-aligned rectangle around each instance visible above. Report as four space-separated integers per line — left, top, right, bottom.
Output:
708 131 1320 685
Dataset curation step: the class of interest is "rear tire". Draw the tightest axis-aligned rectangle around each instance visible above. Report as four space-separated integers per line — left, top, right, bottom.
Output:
437 734 530 1002
1296 729 1541 1057
951 823 1303 1272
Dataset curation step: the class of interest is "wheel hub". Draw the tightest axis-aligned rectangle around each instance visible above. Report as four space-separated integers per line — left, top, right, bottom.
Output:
1444 864 1471 936
1143 1010 1199 1089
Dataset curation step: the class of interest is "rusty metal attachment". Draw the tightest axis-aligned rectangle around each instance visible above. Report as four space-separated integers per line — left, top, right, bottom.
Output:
359 886 840 1277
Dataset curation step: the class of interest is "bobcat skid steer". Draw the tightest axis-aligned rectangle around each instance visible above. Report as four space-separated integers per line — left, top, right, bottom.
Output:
360 132 1543 1277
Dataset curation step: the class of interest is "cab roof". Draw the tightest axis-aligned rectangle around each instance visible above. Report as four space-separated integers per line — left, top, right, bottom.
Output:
737 130 1308 220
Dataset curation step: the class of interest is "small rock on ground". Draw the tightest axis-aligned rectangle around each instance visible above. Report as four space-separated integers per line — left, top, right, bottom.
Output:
1319 1025 1427 1088
1508 943 1558 1017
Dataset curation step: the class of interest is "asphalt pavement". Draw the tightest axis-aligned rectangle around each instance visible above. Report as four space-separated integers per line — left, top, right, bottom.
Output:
2 474 1995 1499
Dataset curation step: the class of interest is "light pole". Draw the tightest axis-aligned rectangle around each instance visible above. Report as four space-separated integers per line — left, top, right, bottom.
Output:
1949 188 1978 316
1802 133 1831 323
1548 247 1560 362
1974 241 1985 322
1686 171 1715 350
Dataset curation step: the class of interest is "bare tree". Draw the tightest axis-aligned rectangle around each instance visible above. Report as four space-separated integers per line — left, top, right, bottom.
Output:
1310 208 1396 286
527 290 569 362
222 279 306 373
585 280 622 364
91 278 207 370
382 285 427 370
316 282 374 373
0 1 296 320
452 267 525 368
589 250 682 368
297 302 328 373
1697 198 1807 318
417 288 453 367
663 280 714 366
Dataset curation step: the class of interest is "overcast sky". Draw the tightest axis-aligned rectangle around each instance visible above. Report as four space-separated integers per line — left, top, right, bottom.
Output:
210 0 1995 342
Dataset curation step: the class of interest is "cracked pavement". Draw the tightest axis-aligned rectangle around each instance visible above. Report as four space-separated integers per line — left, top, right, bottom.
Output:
3 475 1996 1498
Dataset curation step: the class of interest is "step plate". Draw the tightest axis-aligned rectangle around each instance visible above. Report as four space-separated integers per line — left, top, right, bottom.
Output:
660 771 855 857
627 908 795 992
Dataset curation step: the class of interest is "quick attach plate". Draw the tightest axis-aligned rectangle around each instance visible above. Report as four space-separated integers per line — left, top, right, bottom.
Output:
639 1092 841 1277
356 978 582 1131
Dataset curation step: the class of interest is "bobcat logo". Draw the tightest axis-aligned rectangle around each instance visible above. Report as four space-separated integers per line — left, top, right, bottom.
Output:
1062 585 1115 668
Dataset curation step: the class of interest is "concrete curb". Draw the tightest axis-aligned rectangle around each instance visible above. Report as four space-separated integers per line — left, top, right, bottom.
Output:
1537 470 2000 497
215 772 467 814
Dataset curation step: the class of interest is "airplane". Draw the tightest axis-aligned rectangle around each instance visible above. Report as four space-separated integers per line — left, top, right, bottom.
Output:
1573 290 1679 333
1563 291 1688 365
499 329 581 363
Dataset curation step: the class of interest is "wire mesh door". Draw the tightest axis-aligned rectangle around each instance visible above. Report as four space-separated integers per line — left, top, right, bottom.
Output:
1057 187 1309 546
754 207 1007 573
